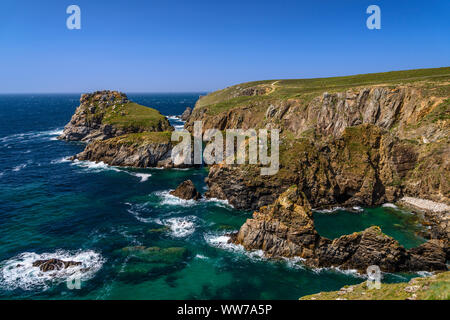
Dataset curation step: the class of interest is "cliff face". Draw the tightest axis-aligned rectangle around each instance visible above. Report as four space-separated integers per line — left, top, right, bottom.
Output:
194 74 449 210
58 90 172 142
232 187 448 273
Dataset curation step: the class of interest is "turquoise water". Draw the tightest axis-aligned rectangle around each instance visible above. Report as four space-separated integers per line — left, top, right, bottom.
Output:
314 207 427 249
0 94 426 299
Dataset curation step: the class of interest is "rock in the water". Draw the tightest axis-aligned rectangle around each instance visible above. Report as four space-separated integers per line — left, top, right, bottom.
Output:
232 186 322 259
170 180 201 200
180 107 192 121
32 259 81 272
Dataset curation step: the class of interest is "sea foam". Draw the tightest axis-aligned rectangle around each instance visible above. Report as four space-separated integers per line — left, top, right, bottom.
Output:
0 250 104 291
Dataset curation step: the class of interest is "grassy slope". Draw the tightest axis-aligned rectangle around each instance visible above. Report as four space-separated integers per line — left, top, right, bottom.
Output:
196 67 450 115
103 102 169 130
108 131 173 146
300 271 450 300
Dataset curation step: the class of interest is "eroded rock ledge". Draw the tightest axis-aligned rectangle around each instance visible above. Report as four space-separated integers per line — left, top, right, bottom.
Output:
231 186 448 273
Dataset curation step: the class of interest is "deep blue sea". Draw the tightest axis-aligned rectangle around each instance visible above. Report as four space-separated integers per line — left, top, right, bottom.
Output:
0 94 427 299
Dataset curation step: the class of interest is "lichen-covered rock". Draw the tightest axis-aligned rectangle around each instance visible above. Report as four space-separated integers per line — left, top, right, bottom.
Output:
170 180 201 200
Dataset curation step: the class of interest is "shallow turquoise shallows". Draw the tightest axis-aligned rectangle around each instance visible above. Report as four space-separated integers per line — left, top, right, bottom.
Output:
0 94 427 299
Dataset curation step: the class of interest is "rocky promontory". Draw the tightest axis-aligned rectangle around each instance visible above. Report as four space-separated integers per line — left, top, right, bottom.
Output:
60 90 181 168
59 90 172 142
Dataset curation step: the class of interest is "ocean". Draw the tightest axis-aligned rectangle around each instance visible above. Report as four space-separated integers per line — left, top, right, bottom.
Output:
0 93 427 299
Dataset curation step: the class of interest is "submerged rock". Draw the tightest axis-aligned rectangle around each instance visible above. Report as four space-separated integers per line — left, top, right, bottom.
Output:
120 246 188 264
32 259 82 272
170 180 201 200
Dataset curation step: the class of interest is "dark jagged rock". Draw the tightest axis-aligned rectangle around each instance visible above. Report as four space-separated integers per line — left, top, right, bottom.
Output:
180 107 192 121
170 180 201 200
232 186 448 273
32 259 82 272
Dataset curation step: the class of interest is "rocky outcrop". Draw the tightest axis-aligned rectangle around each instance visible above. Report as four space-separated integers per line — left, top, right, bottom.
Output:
58 90 172 142
32 259 81 272
232 187 447 273
180 107 192 121
231 186 324 259
170 180 201 200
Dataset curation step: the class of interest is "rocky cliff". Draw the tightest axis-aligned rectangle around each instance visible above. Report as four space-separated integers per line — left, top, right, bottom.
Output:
192 68 449 210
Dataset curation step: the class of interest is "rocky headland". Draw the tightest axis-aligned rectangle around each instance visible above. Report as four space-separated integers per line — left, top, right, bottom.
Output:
60 90 182 168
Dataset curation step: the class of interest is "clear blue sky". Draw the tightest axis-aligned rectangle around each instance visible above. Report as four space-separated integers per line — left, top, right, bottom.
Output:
0 0 449 93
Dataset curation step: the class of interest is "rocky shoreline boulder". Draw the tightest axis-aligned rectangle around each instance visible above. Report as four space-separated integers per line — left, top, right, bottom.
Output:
170 180 201 200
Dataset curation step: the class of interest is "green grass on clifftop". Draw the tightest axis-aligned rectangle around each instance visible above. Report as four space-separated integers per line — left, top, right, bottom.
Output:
299 271 450 300
196 67 450 115
103 102 170 130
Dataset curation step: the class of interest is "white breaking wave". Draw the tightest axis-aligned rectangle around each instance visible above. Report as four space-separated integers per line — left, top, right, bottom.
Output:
204 234 266 261
313 207 345 214
71 160 121 173
12 163 29 172
51 157 71 164
0 128 63 144
195 254 208 260
155 190 197 207
0 250 104 291
125 202 154 223
382 203 398 209
131 173 152 182
201 197 232 208
162 216 197 237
